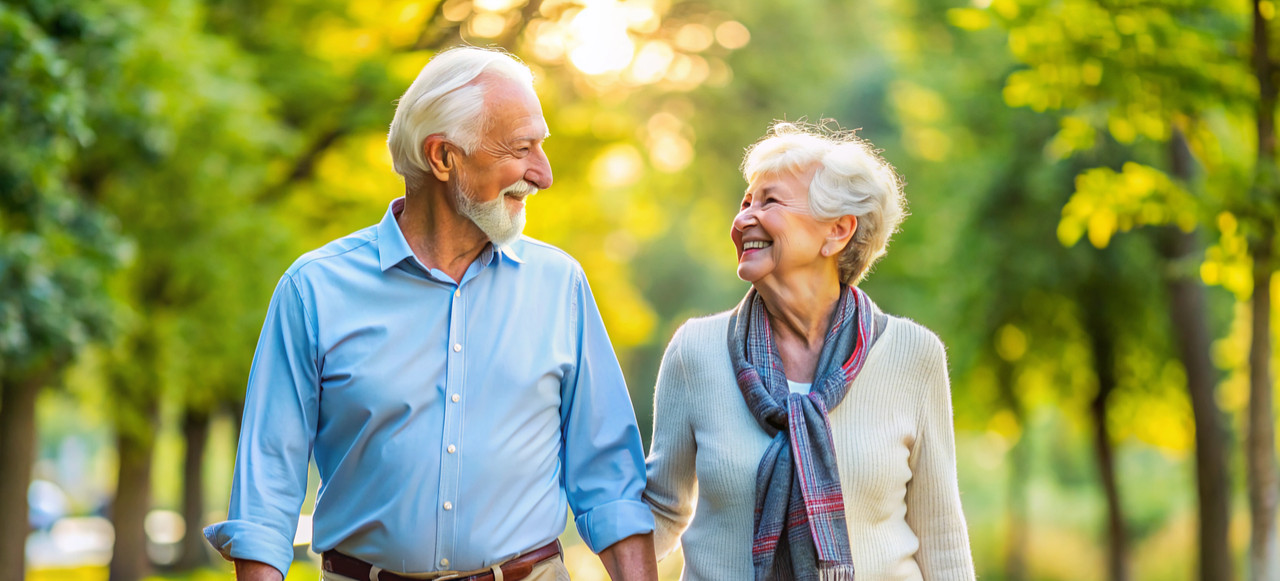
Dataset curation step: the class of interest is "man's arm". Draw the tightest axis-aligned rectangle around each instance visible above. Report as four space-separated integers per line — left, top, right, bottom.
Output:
204 274 320 577
235 559 284 581
598 533 658 581
559 269 657 572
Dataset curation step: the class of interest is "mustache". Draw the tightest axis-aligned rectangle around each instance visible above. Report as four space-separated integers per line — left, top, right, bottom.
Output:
502 180 538 198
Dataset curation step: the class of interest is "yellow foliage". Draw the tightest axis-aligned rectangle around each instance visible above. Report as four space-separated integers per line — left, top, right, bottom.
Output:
1080 59 1103 86
1107 115 1137 144
1059 162 1197 250
1086 208 1116 248
28 567 107 581
1202 216 1252 299
890 82 948 124
623 197 665 241
995 324 1028 362
946 8 992 31
991 0 1019 20
987 409 1022 441
903 127 952 161
580 254 657 349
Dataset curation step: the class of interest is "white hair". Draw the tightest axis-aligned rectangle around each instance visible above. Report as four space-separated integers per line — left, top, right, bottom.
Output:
741 121 906 285
387 46 535 184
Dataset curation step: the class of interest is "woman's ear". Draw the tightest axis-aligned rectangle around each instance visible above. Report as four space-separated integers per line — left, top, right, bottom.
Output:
822 215 857 258
424 135 454 181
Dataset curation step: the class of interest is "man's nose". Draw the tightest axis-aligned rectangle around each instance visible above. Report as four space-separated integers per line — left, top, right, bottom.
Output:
526 150 553 190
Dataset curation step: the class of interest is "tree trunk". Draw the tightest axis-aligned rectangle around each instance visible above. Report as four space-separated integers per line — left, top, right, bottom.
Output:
0 369 50 581
1165 131 1235 581
108 392 160 581
1250 0 1280 577
1247 234 1279 581
998 361 1029 581
1085 299 1129 581
175 408 211 571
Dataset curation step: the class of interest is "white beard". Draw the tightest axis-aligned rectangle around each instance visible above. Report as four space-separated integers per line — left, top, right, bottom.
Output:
454 179 537 247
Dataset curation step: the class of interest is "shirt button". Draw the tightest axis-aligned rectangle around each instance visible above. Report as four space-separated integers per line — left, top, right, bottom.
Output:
440 558 449 568
454 289 461 297
447 444 456 454
443 501 453 510
453 343 461 352
451 394 460 403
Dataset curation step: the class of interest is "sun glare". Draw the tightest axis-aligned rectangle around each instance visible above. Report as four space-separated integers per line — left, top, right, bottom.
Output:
567 0 636 75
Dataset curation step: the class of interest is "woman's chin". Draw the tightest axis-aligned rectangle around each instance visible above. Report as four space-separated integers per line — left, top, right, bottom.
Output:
736 265 766 284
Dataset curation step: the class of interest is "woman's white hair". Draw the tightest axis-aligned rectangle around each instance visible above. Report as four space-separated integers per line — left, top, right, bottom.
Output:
387 46 535 184
741 121 906 285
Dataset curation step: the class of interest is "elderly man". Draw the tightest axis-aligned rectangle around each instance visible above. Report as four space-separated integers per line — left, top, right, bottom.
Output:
204 47 658 581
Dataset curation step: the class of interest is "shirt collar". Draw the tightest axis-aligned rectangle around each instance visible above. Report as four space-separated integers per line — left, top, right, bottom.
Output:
377 198 417 272
377 197 525 272
495 239 525 265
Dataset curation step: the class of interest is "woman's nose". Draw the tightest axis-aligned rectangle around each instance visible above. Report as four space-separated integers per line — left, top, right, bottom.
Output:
733 207 758 231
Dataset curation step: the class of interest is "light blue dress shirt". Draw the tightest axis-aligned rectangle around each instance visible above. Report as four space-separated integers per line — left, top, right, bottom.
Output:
205 198 654 576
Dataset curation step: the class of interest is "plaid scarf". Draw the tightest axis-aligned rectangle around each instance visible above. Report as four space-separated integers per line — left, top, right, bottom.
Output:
728 285 881 581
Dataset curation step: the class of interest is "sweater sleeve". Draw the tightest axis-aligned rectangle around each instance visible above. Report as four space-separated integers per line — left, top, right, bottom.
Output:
642 324 699 560
904 332 976 581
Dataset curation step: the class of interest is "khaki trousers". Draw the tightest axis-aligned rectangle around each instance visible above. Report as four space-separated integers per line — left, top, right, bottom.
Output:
320 557 570 581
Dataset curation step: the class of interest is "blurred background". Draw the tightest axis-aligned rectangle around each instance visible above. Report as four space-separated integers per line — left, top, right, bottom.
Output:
2 0 1278 579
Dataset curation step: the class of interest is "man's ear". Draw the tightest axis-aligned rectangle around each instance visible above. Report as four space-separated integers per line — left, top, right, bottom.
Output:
424 135 454 181
822 215 858 258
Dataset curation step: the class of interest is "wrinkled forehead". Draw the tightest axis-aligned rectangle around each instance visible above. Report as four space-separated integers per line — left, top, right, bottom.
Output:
476 75 549 138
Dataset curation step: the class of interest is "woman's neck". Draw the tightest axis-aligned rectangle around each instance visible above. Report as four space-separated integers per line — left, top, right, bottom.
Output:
754 269 843 382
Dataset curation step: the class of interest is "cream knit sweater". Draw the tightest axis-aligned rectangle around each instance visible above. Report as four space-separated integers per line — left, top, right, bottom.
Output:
643 311 976 581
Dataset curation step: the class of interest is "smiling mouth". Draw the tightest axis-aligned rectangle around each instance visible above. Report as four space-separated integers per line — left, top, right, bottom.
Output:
742 241 772 251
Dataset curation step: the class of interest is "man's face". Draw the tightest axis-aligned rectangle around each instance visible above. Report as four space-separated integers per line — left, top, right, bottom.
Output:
451 77 553 244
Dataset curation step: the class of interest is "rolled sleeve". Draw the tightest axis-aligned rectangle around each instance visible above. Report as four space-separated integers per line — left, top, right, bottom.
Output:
203 520 297 577
204 274 320 577
560 270 656 553
573 498 657 553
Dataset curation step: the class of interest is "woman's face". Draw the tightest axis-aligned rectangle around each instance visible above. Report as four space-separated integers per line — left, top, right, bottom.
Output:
731 168 835 285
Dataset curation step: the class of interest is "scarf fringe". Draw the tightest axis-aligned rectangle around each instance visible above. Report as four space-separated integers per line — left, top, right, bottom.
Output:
819 563 857 581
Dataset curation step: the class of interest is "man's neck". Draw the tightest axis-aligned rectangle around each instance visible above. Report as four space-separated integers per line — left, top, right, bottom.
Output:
397 184 489 283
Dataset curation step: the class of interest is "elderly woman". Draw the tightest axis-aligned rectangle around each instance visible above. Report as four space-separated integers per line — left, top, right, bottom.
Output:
643 122 975 581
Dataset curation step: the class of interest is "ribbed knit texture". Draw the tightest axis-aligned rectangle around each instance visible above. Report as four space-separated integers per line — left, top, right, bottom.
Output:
644 311 976 581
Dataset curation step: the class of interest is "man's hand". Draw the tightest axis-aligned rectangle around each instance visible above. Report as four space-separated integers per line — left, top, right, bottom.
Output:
597 533 658 581
234 559 284 581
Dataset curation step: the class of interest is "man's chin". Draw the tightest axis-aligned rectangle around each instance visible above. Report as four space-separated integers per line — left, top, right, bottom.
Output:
483 213 526 247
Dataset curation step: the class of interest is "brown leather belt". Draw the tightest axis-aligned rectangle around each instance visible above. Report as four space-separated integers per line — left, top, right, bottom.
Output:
322 540 561 581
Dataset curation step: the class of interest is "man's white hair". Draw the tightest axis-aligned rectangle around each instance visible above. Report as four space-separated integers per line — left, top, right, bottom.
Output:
387 46 535 184
741 121 906 285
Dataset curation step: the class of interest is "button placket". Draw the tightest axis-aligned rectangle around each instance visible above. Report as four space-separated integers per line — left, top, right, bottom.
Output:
436 283 467 571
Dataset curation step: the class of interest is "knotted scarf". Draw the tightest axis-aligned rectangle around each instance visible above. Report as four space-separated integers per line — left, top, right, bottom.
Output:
727 285 882 581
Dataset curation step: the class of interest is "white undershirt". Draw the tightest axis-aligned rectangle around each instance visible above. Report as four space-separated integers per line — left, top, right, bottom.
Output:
786 379 812 394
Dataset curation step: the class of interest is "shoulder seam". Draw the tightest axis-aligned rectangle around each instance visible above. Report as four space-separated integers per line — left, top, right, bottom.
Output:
280 274 319 363
288 235 377 277
517 237 580 264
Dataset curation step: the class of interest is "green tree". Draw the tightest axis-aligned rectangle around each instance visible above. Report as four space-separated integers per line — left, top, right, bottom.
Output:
977 0 1257 577
0 4 121 580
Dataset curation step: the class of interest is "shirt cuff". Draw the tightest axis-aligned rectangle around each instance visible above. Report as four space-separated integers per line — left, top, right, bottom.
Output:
573 499 657 553
204 519 296 577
